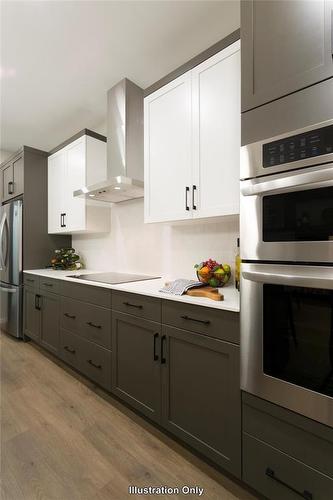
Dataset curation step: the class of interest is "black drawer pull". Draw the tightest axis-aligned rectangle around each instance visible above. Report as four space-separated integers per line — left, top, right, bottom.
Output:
42 282 53 287
161 335 166 364
87 359 102 369
153 333 159 361
64 313 76 319
265 468 313 500
123 301 143 310
64 345 75 354
26 278 34 283
86 321 102 329
180 315 210 326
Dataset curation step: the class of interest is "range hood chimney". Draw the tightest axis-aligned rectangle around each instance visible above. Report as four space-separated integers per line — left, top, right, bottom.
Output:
74 78 144 203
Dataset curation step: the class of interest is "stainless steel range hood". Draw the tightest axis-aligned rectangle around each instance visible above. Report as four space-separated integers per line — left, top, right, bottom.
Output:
74 78 144 203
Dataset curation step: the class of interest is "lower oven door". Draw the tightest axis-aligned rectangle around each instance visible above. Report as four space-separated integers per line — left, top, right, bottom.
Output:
240 163 333 263
241 262 333 427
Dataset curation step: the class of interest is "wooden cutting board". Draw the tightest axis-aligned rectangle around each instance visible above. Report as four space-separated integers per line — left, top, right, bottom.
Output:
185 286 223 301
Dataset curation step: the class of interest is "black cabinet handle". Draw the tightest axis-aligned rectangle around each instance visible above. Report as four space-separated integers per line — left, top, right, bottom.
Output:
8 181 14 195
185 186 190 211
180 315 210 325
153 333 159 361
123 301 143 310
265 468 313 500
42 282 53 287
35 294 41 311
64 345 75 354
161 335 166 364
192 185 197 210
86 321 102 329
87 359 102 369
60 213 66 228
26 278 34 283
64 312 76 319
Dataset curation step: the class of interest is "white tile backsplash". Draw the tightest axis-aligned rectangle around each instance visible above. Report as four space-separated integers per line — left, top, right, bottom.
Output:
72 198 239 281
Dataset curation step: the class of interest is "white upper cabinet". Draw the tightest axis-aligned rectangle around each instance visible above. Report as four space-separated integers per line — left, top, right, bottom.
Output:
192 42 240 219
144 40 240 223
144 74 192 223
48 134 110 234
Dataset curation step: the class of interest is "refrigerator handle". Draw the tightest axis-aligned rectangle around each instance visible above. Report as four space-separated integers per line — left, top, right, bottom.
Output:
0 213 6 269
3 214 9 267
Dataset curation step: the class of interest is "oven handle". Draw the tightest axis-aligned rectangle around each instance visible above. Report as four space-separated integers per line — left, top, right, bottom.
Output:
241 165 333 196
242 268 333 290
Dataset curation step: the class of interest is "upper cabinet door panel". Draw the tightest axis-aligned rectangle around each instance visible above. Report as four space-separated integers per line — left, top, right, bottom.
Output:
2 163 13 202
64 138 86 232
48 151 66 233
192 42 240 218
13 156 24 197
144 74 192 223
241 0 333 112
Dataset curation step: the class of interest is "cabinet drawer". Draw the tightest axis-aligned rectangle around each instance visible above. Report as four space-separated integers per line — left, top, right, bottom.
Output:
162 300 239 343
242 392 333 479
80 340 111 391
112 291 161 322
59 329 82 370
24 274 39 291
39 277 60 294
60 281 111 308
81 303 111 349
61 297 81 334
59 329 111 391
243 433 333 500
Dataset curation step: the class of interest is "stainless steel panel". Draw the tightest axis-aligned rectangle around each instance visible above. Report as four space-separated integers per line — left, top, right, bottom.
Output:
240 163 333 262
241 118 333 179
0 200 23 285
240 262 333 427
0 283 22 338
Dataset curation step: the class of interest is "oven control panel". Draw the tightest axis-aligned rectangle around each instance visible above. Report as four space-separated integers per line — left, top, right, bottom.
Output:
263 124 333 168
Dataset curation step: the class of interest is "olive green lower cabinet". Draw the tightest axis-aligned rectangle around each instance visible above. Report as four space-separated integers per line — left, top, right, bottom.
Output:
242 392 333 500
24 287 40 342
111 304 241 478
161 325 241 477
111 311 162 422
24 287 60 354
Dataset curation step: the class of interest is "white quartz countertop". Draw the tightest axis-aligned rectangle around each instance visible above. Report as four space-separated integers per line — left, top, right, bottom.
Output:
24 269 240 312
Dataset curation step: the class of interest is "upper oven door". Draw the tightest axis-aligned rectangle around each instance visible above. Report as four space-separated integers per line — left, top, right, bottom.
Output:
241 262 333 427
241 119 333 180
240 163 333 262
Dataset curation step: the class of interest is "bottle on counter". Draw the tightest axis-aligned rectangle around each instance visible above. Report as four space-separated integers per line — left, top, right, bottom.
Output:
235 238 240 292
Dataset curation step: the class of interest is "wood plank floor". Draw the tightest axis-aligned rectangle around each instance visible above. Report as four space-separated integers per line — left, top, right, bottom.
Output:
1 332 258 500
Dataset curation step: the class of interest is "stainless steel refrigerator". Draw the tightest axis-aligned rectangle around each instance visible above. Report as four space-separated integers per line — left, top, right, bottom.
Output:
0 199 23 338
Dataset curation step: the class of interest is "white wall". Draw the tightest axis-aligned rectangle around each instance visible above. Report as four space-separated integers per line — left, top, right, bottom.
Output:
73 199 239 281
0 149 13 163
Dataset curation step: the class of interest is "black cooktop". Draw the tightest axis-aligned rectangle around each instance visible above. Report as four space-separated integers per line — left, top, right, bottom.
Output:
67 272 160 285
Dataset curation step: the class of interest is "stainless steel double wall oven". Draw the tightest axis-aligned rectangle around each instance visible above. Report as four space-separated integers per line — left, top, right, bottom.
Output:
240 119 333 427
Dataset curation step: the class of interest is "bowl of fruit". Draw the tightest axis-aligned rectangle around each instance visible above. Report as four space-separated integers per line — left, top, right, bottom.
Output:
194 259 231 288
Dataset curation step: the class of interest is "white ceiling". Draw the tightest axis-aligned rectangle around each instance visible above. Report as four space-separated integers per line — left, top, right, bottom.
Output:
0 0 239 154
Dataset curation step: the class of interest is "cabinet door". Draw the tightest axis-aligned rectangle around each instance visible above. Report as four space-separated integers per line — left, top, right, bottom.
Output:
241 0 333 112
39 292 60 354
13 156 24 197
144 73 192 223
111 311 161 422
2 163 13 202
48 151 66 233
24 289 40 342
161 325 241 477
192 42 240 218
64 138 86 232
